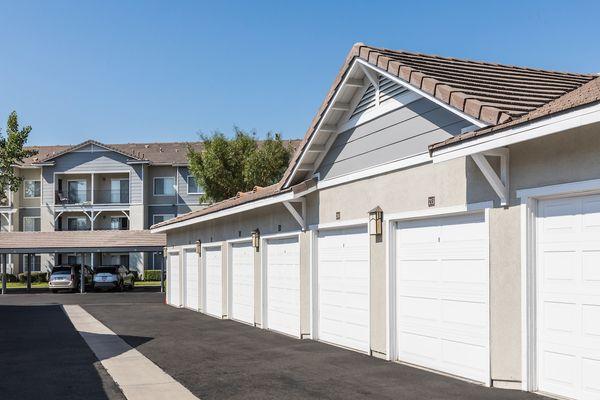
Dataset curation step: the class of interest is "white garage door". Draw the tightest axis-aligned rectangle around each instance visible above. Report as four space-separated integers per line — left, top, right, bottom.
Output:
266 237 300 337
168 252 181 307
204 246 223 318
184 250 199 311
317 226 369 353
537 195 600 400
396 212 489 383
231 242 255 325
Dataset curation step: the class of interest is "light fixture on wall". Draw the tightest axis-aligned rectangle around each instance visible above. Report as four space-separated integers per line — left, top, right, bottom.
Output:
369 206 383 236
195 240 202 256
251 229 260 251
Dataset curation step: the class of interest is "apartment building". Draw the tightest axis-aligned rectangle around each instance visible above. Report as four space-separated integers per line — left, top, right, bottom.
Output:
0 140 206 274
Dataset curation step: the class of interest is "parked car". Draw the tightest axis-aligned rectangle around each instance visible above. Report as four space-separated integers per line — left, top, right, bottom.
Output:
49 264 93 293
93 266 135 291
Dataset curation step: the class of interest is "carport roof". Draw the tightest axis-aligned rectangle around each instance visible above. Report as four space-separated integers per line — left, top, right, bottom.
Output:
0 230 166 254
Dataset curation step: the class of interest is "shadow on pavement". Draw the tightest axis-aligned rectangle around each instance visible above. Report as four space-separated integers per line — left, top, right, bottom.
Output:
3 285 161 295
0 304 152 400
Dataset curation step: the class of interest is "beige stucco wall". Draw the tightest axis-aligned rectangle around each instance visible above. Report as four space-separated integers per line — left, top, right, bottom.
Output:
167 204 309 330
17 169 42 208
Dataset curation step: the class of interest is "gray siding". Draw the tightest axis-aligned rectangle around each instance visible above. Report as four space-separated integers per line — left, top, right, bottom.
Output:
147 205 178 229
146 166 178 206
177 167 203 206
317 98 471 180
131 164 144 204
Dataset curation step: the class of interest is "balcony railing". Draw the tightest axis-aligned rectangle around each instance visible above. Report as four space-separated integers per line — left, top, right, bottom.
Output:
55 189 130 205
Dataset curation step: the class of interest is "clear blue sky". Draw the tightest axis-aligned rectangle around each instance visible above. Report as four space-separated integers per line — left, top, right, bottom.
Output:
1 0 598 146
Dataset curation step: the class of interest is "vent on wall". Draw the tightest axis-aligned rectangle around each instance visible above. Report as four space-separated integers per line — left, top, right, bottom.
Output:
349 76 408 119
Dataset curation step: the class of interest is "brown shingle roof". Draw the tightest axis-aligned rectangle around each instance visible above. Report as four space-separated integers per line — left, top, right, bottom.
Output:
22 140 205 166
0 230 165 253
430 76 600 151
281 43 596 187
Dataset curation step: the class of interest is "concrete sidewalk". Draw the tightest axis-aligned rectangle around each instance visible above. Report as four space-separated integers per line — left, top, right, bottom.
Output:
63 305 197 400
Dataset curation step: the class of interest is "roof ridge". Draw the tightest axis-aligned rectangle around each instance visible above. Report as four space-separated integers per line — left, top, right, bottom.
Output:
362 44 596 78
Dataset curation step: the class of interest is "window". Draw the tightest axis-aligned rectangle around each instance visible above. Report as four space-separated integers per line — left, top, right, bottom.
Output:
23 217 41 232
153 214 175 225
110 217 128 230
67 217 89 231
153 177 175 196
110 179 129 203
67 180 87 203
151 252 164 270
187 176 203 195
23 254 41 271
23 180 41 198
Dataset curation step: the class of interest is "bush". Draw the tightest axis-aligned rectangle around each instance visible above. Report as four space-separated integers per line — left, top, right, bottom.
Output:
17 271 48 283
143 270 162 281
0 273 18 283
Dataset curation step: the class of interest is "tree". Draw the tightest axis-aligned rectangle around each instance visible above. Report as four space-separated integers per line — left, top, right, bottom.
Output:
0 112 37 203
187 128 293 203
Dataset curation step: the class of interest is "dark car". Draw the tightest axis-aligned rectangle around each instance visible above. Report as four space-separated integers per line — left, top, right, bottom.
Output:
93 266 135 291
49 264 93 293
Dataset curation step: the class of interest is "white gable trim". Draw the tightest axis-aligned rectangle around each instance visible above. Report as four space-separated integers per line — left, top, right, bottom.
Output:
283 58 486 189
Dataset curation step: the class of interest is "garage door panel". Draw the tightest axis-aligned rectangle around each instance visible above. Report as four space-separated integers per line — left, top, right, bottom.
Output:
537 194 600 400
266 237 300 337
205 247 223 317
168 253 181 307
318 226 370 353
396 212 488 383
231 243 254 325
184 250 199 311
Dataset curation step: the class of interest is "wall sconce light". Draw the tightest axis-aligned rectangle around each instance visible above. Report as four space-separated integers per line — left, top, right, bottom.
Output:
195 240 202 256
251 229 260 251
369 206 383 236
162 247 168 257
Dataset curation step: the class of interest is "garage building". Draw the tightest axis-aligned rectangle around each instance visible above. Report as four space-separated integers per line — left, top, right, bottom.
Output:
152 43 600 399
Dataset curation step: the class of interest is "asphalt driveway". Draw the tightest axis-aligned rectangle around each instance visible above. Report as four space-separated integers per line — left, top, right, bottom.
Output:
1 291 547 400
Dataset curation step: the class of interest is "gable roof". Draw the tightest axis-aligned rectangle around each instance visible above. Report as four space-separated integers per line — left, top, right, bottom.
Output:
281 43 596 188
153 43 598 231
21 141 205 166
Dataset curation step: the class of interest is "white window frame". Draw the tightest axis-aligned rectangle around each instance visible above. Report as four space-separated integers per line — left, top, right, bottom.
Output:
22 216 41 232
110 178 130 203
67 216 89 231
23 180 41 199
153 214 175 225
153 177 176 196
186 176 203 195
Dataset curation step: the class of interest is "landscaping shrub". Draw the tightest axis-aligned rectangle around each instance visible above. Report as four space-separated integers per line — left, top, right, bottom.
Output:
17 271 49 283
143 270 162 281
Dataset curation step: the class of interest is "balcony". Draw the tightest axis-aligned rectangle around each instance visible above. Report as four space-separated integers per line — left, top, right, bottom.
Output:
55 189 130 205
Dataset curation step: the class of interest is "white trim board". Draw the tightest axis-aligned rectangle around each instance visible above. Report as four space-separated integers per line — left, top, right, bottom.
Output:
432 102 600 162
384 201 493 222
308 218 368 231
317 153 431 190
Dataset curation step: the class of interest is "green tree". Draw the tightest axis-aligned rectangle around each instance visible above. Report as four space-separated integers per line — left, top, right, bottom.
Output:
0 112 37 203
187 129 292 203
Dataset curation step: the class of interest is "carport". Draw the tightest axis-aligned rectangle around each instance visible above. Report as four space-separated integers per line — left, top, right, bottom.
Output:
0 230 166 294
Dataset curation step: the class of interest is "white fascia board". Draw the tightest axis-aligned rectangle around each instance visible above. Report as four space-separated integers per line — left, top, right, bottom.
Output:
283 62 362 189
355 59 488 129
151 191 295 233
432 102 600 163
317 153 431 190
